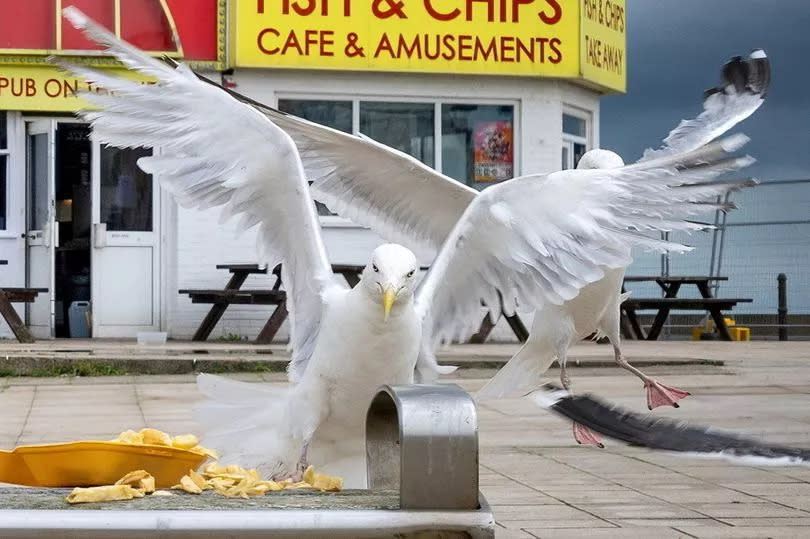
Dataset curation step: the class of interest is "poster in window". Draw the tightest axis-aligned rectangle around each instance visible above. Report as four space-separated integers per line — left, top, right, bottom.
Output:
473 121 513 183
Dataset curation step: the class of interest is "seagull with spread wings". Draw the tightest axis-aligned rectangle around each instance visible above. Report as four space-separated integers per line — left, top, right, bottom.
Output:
61 7 757 484
238 51 768 446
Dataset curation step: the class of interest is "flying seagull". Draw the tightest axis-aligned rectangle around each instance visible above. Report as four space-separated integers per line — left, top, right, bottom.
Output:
219 50 769 446
60 7 756 483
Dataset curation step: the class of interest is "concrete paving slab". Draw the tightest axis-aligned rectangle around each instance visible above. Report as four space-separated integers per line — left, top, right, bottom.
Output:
672 526 808 538
523 527 687 538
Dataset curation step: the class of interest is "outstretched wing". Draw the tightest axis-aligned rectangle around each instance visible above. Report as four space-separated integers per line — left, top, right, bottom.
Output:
187 76 476 254
640 50 770 162
60 7 335 379
414 136 756 365
263 108 477 254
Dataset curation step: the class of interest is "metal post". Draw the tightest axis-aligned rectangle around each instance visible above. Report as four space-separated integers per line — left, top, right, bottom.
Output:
778 273 788 341
713 192 731 297
366 384 480 511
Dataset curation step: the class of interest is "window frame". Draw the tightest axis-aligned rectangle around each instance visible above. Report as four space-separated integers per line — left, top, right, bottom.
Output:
274 94 521 227
561 106 591 170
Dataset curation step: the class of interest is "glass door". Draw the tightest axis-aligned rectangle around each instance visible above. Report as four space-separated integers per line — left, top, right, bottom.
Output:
91 143 161 337
25 119 56 338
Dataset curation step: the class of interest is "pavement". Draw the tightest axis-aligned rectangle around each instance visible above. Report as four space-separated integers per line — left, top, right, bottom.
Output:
2 340 810 538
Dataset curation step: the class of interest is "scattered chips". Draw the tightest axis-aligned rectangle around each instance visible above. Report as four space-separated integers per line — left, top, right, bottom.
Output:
108 427 218 459
171 463 343 498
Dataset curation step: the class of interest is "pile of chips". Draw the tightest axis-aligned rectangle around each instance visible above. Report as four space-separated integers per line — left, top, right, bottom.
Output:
108 428 219 460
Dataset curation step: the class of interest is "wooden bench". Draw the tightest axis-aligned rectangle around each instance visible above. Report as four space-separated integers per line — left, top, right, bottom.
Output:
622 297 753 341
0 288 49 343
179 264 287 344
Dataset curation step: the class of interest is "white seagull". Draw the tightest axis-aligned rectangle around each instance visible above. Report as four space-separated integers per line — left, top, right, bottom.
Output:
239 50 768 446
61 7 757 483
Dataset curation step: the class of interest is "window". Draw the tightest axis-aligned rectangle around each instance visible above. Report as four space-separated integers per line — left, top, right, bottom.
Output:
562 111 589 170
359 102 435 167
442 104 513 189
0 113 7 230
275 98 517 220
277 100 352 134
277 100 353 216
99 146 153 231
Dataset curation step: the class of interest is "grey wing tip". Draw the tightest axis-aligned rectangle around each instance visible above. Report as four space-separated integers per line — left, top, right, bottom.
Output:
547 392 810 464
703 49 771 100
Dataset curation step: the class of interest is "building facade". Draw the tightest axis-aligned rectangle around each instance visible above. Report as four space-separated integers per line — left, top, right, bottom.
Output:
0 0 626 340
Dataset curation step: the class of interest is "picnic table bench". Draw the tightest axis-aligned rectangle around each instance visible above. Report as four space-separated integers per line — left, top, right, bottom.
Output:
179 264 287 344
0 384 494 537
621 276 752 341
0 283 49 343
181 264 529 344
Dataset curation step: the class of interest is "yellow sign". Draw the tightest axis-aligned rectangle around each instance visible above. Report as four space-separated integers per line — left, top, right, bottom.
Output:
231 0 625 91
232 0 581 78
0 66 150 112
580 0 626 92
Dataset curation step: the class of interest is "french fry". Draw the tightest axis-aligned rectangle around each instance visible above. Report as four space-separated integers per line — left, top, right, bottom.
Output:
66 484 144 504
114 469 156 494
188 469 211 490
173 475 203 494
140 428 173 446
109 429 142 444
171 434 199 450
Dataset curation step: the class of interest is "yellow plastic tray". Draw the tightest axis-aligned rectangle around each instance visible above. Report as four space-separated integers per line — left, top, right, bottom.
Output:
0 441 207 488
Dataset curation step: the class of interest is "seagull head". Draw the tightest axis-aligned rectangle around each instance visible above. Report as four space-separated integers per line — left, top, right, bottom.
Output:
576 149 625 170
361 243 418 322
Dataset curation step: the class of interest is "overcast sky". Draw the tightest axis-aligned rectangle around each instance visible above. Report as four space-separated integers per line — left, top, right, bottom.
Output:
600 0 810 181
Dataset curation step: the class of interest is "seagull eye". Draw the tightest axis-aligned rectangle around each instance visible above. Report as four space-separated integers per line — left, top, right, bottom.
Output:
406 270 415 278
372 264 379 273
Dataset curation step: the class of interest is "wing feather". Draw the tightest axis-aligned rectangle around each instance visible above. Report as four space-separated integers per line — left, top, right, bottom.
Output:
640 50 769 161
414 138 756 367
59 7 335 379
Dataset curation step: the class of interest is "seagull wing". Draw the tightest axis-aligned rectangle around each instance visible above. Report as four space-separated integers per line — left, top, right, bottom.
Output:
245 50 768 254
189 80 476 254
59 7 336 377
640 50 770 162
414 137 756 366
267 109 477 253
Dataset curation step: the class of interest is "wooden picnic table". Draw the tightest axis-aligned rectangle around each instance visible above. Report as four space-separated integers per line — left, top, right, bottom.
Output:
1 258 50 343
620 275 751 341
0 287 49 343
181 263 529 344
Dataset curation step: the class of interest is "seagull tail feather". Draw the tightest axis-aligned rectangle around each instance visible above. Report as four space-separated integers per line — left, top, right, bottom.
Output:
529 385 810 466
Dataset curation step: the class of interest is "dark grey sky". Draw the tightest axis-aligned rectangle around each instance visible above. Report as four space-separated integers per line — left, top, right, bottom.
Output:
601 0 810 181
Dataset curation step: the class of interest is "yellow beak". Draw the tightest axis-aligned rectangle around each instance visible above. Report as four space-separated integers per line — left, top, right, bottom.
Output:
382 288 396 322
